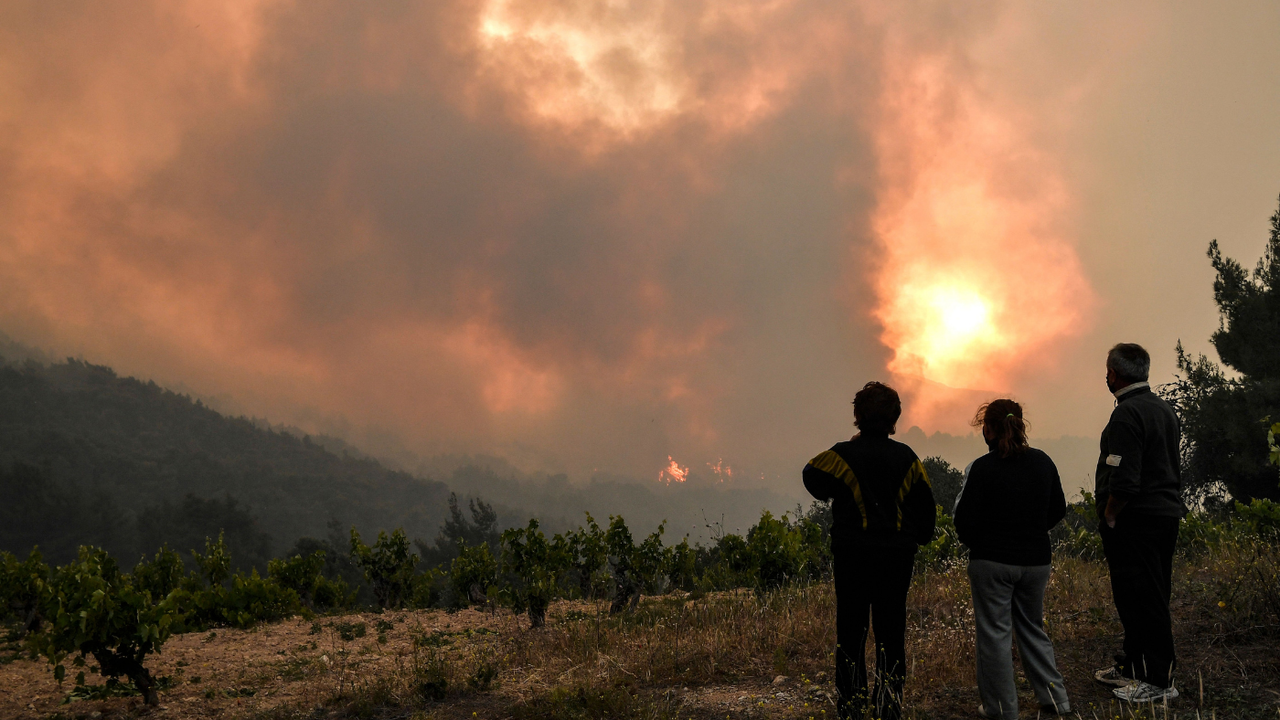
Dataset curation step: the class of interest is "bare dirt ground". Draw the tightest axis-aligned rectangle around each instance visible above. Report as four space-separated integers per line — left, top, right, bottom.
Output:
2 584 1277 719
0 602 848 720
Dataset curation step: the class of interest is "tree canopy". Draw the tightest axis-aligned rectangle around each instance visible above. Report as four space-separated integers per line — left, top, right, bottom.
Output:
1169 194 1280 504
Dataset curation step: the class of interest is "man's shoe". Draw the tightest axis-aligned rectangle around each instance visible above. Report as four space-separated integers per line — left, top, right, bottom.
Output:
1094 665 1131 687
1113 681 1179 703
1039 701 1072 715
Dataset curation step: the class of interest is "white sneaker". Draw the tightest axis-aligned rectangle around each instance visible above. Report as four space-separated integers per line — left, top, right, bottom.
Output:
1113 681 1179 703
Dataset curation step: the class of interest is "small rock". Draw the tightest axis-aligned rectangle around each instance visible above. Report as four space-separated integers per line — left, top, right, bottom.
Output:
89 713 102 720
772 675 788 685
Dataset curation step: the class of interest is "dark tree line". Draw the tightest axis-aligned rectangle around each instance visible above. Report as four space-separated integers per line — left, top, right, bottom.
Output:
0 462 273 569
1166 194 1280 505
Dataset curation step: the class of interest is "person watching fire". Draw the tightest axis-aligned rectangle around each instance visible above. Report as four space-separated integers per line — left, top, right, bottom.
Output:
953 399 1071 719
802 381 937 720
1093 342 1186 703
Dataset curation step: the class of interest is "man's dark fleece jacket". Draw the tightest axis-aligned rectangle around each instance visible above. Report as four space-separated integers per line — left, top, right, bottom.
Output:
1094 384 1187 519
954 447 1067 567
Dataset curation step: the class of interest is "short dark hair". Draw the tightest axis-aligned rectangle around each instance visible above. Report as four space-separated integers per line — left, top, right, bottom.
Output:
971 398 1030 458
853 381 901 436
1107 343 1150 382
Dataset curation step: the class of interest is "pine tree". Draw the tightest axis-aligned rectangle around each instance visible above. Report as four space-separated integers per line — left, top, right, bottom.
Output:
1168 194 1280 504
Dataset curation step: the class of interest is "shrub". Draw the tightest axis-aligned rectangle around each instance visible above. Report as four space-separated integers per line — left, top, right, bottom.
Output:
0 549 50 637
701 532 751 591
605 516 643 613
666 538 698 592
191 531 233 587
500 519 568 627
1236 497 1280 539
213 571 302 628
350 528 418 609
268 550 355 611
633 523 671 594
1051 494 1104 561
743 511 824 591
449 541 498 609
558 513 609 599
28 547 181 706
131 546 187 600
917 508 964 570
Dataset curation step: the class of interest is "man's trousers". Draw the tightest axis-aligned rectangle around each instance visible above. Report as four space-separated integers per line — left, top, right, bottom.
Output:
833 545 916 720
1099 512 1180 688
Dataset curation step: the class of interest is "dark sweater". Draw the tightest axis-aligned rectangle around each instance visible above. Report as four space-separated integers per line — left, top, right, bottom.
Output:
1094 385 1187 519
803 434 937 550
954 447 1067 566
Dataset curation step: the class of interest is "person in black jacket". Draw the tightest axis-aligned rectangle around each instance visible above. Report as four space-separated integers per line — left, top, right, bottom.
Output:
954 399 1070 719
803 381 936 720
1092 343 1186 703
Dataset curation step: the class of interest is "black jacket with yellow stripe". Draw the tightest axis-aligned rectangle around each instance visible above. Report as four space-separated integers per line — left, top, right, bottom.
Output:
803 434 937 550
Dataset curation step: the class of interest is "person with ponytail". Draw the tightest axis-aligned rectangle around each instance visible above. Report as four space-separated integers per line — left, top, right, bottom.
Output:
954 399 1070 719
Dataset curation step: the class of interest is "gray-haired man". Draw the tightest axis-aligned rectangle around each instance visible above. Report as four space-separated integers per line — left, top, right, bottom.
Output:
1093 343 1187 703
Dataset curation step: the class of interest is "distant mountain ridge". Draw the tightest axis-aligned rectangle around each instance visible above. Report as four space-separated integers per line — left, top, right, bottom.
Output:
0 335 837 566
0 352 452 563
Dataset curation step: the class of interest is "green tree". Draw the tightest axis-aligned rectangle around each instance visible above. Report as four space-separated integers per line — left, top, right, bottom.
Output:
1169 194 1280 503
922 456 964 513
415 493 501 570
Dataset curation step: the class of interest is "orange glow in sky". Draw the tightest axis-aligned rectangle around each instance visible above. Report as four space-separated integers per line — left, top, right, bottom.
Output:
476 0 683 133
10 0 1228 482
870 50 1093 402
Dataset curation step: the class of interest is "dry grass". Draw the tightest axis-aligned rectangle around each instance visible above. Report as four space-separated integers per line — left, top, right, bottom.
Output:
2 543 1278 720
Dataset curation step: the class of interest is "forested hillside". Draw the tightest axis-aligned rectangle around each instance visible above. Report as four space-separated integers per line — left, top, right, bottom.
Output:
0 355 452 566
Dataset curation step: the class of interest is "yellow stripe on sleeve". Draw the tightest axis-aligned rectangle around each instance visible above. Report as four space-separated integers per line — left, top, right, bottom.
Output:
809 450 868 529
894 458 930 530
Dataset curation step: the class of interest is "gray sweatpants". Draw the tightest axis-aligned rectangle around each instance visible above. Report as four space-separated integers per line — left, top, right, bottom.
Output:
967 559 1070 719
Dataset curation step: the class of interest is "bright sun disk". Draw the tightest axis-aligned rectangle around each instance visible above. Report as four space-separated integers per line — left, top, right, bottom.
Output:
933 289 989 339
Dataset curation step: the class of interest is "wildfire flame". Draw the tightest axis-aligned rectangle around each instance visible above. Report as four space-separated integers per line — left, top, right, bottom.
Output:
658 455 689 484
706 459 733 482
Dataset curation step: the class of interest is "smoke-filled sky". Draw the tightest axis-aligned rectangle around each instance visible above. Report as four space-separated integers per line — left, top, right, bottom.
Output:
2 1 1278 485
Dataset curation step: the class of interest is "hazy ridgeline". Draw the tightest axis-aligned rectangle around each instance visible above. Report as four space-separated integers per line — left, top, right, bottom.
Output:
0 342 810 571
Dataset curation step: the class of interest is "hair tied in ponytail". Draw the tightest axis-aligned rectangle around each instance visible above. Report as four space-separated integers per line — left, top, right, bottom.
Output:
972 399 1030 458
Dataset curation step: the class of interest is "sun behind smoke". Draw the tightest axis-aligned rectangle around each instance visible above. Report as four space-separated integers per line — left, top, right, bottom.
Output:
870 51 1093 398
882 282 1006 388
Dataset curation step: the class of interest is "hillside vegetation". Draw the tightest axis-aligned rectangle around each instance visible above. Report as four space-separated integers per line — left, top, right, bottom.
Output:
0 355 452 565
1 498 1277 718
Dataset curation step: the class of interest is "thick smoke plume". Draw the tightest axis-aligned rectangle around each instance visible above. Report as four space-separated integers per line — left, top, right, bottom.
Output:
0 1 1111 480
